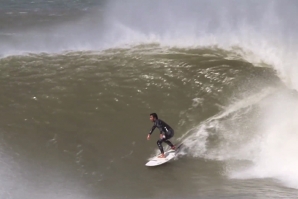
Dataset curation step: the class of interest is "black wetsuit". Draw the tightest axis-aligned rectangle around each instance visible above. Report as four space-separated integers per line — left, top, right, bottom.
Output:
149 119 174 154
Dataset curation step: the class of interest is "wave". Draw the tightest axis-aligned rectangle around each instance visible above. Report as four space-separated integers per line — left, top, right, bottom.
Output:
2 0 298 192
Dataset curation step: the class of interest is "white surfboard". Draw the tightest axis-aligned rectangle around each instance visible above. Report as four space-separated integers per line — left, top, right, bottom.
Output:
145 144 183 167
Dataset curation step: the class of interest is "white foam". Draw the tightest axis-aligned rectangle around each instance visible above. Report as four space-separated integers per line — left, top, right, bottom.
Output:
181 88 298 189
229 92 298 189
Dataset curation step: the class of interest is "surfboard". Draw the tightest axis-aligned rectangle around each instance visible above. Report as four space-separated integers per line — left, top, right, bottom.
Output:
145 143 183 167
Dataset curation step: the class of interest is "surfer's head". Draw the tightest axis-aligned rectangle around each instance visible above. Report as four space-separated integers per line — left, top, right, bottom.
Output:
149 113 158 122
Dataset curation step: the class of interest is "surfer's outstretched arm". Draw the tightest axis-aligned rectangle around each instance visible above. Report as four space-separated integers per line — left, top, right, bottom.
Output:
147 125 156 140
149 125 156 135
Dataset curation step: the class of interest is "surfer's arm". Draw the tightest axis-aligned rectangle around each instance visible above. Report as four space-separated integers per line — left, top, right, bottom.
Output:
147 125 156 140
149 125 156 135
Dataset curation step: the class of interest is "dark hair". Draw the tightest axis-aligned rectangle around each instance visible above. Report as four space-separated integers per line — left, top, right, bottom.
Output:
150 113 158 119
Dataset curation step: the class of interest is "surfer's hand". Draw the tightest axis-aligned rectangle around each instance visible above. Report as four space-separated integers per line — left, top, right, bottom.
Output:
160 134 164 139
147 134 150 140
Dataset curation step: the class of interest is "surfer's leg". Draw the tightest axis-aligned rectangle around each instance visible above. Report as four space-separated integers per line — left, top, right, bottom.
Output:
164 140 174 147
157 138 165 154
164 130 175 149
164 140 175 150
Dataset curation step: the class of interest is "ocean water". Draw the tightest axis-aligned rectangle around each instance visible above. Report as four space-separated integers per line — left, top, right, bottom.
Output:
1 0 298 198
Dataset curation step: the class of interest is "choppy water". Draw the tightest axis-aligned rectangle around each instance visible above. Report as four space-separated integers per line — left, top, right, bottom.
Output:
1 1 298 199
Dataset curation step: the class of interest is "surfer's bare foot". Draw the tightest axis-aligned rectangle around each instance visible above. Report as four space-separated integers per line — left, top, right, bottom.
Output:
171 146 176 150
158 154 165 158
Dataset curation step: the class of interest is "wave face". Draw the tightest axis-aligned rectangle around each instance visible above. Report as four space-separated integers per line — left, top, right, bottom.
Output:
1 1 298 199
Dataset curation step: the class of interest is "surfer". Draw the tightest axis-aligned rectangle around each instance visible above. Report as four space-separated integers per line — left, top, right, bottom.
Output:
147 113 175 158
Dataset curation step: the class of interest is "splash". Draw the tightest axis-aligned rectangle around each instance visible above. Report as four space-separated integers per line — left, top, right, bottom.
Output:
180 87 298 189
230 91 298 189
